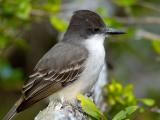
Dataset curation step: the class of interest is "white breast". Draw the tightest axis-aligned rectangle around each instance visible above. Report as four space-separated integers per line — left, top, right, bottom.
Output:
80 34 106 90
50 34 106 102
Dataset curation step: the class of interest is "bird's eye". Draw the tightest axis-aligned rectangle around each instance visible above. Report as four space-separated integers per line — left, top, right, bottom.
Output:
93 28 100 32
87 28 100 33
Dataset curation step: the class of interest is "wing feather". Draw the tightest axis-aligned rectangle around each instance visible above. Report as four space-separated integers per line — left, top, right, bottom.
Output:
17 42 88 112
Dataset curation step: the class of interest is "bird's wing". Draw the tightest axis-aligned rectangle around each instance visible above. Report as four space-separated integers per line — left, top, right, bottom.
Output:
17 42 88 112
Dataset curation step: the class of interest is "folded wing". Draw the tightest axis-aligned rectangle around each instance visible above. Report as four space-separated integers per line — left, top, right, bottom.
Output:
17 42 88 112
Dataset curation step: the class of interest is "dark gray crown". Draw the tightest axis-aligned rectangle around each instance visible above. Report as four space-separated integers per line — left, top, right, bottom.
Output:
71 10 105 28
63 10 106 41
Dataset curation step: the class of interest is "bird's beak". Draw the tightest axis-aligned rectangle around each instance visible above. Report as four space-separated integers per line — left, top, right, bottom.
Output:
105 28 126 35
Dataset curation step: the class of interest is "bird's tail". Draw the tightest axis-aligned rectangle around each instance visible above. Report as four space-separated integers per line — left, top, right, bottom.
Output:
2 97 23 120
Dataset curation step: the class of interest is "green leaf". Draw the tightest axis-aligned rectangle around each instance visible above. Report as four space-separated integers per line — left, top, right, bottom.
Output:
2 2 15 17
113 0 136 7
139 98 155 106
105 80 137 107
112 110 126 120
125 106 138 115
43 0 61 12
151 40 160 54
112 106 138 120
16 1 31 20
77 94 107 120
50 16 68 32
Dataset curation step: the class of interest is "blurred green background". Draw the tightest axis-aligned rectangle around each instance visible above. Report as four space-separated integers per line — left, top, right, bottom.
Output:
0 0 160 119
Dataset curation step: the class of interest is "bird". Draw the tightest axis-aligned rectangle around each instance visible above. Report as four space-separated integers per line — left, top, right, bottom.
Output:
3 10 125 120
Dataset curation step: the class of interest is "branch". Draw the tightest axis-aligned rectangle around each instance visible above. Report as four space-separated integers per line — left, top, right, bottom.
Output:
136 29 160 41
35 65 107 120
31 9 51 17
115 16 160 25
138 1 160 13
35 101 88 120
30 9 160 25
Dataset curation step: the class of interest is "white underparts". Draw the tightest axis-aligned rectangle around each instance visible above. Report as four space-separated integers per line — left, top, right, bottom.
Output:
49 34 106 102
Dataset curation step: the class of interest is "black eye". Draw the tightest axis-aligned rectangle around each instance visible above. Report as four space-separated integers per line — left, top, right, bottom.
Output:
93 28 100 32
87 28 100 33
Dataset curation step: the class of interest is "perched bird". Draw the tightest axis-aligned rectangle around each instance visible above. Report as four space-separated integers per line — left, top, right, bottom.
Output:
3 10 125 120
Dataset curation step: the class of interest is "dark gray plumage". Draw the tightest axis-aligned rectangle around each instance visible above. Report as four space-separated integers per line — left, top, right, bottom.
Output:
20 42 88 111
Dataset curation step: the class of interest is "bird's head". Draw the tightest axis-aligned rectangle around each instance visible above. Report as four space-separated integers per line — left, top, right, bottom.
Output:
64 10 125 41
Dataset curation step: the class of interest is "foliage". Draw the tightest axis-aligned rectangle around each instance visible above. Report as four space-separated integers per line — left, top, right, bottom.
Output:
77 80 157 120
152 40 160 54
0 0 63 51
42 0 61 12
112 0 136 7
105 80 137 107
0 0 64 89
77 94 107 120
112 106 138 120
77 93 138 120
105 80 155 116
50 16 68 32
138 98 155 106
0 0 31 50
96 7 123 28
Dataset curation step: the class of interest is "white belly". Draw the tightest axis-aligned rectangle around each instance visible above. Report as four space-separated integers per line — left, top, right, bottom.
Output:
49 34 105 101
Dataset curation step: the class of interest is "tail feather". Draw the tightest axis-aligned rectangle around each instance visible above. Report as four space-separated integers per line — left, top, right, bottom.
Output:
3 97 23 120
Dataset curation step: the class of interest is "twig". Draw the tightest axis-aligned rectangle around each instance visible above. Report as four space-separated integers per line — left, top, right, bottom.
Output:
31 9 160 25
150 107 160 113
136 29 160 41
138 1 160 13
31 9 51 17
115 16 160 25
